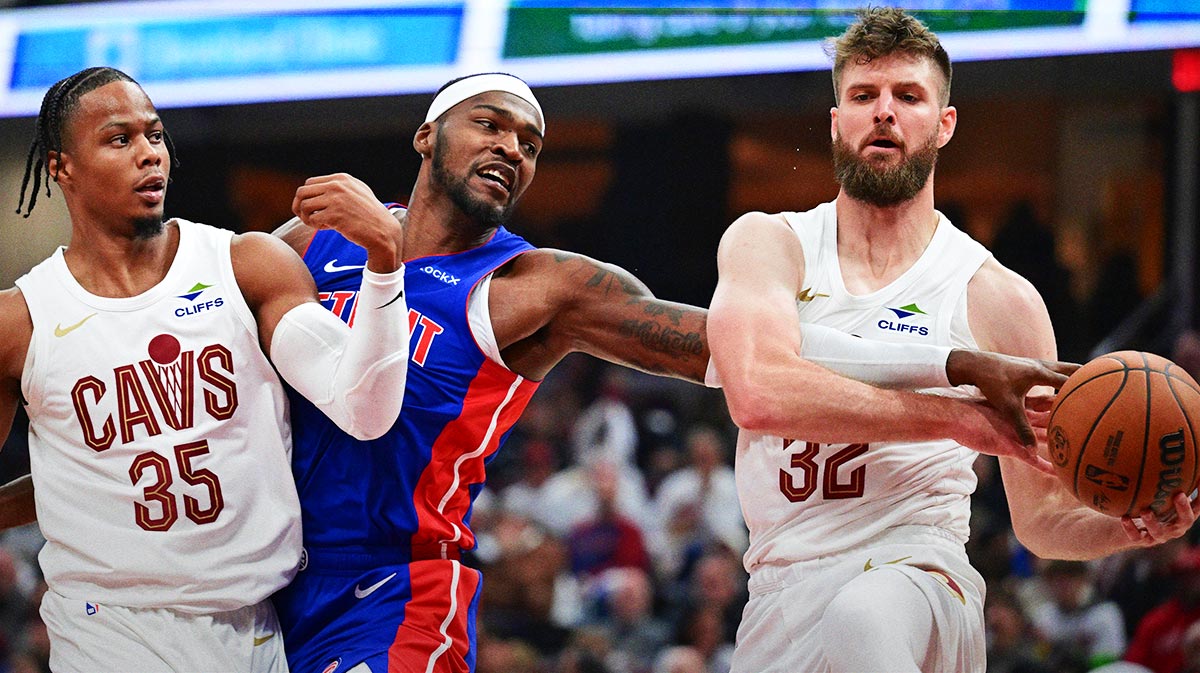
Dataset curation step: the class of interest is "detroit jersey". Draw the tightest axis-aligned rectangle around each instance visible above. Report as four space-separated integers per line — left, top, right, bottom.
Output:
287 215 539 557
15 219 301 613
737 201 992 570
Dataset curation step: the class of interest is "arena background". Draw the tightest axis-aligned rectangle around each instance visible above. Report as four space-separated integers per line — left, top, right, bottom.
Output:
0 2 1196 672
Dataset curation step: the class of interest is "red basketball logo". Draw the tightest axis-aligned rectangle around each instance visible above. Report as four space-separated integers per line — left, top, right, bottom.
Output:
148 334 181 365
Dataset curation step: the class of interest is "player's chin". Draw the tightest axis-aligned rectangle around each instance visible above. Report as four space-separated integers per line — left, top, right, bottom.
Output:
131 213 166 239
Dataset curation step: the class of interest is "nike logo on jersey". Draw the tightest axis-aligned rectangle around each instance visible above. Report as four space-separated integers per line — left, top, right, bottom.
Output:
253 633 276 646
354 572 397 599
54 313 97 337
863 555 912 572
797 287 829 302
324 259 366 273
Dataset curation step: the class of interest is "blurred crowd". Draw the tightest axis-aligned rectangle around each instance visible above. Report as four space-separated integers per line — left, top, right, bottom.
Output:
2 340 1198 673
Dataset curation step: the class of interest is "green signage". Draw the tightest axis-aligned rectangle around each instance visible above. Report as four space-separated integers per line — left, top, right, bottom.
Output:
504 9 1085 58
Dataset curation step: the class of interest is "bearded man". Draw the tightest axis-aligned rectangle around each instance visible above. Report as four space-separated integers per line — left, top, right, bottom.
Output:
707 7 1198 673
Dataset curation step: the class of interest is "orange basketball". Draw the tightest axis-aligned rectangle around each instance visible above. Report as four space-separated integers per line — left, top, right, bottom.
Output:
1047 350 1200 518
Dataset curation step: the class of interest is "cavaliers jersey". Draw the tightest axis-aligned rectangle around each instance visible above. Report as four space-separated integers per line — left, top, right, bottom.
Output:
287 216 539 559
15 219 301 613
737 201 992 570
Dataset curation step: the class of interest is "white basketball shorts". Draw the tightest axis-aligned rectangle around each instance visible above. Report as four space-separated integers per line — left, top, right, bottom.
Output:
731 525 986 673
41 588 288 673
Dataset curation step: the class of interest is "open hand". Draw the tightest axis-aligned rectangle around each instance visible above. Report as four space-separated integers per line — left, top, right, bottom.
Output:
947 350 1079 447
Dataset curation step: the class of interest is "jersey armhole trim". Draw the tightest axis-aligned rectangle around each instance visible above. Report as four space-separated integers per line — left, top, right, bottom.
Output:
15 289 38 407
221 228 265 342
465 248 533 372
297 226 319 261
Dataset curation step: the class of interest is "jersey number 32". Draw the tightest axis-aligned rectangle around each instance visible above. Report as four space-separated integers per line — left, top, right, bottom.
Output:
780 441 868 502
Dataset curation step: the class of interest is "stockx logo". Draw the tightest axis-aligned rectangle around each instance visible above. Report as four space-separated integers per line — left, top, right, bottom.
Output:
178 282 213 301
887 303 927 320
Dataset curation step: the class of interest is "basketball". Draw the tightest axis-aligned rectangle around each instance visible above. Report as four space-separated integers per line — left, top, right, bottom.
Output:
1047 351 1200 518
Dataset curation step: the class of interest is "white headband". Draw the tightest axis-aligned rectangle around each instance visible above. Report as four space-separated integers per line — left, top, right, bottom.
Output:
424 74 545 136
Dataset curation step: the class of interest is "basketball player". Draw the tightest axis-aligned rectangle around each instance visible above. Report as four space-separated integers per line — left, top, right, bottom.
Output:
267 73 1077 673
0 67 409 671
707 9 1200 673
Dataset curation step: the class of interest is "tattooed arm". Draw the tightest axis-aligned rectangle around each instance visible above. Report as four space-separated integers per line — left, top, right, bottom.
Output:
488 249 709 383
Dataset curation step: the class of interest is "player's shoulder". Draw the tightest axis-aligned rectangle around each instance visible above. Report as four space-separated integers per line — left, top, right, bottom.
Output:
232 229 296 259
500 247 588 275
727 210 790 234
724 211 798 241
271 217 315 258
229 229 310 290
0 287 30 323
496 247 651 299
718 211 804 263
0 287 32 379
970 256 1045 312
968 257 1052 351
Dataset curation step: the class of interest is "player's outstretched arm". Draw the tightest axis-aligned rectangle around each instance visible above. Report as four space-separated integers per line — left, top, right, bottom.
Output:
707 212 1050 465
488 232 1058 393
975 259 1196 558
232 230 407 441
492 248 709 383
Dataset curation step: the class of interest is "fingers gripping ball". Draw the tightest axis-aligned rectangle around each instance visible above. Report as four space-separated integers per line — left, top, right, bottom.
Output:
1048 351 1200 518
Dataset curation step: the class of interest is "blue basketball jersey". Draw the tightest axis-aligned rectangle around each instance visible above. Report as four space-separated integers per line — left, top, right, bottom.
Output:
288 215 539 558
275 215 539 671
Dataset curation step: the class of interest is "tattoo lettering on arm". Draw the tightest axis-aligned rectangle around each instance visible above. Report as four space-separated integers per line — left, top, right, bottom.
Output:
617 301 705 373
546 251 709 382
639 301 685 326
586 267 644 297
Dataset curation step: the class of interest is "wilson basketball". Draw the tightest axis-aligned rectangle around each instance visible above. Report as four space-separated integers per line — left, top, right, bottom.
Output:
1047 351 1200 518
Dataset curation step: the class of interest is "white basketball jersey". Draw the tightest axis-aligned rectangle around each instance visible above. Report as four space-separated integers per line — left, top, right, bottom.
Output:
737 201 992 571
15 219 302 613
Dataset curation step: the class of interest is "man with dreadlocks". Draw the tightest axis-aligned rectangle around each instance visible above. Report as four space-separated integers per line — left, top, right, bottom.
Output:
0 67 410 671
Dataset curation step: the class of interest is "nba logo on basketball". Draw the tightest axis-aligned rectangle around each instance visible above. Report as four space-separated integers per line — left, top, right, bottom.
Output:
70 333 239 451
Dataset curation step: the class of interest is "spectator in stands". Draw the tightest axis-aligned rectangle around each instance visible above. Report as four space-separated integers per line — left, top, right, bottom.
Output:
653 646 708 673
568 460 653 579
985 589 1050 673
1032 560 1126 671
585 567 672 673
650 425 746 581
1126 546 1200 673
1099 540 1189 639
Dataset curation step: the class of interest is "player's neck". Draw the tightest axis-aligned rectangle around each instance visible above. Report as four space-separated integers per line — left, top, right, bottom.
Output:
401 198 498 260
834 187 938 289
63 218 178 298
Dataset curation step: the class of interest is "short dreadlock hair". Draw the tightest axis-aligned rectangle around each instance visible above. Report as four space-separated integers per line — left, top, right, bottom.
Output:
828 7 952 107
15 66 178 217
